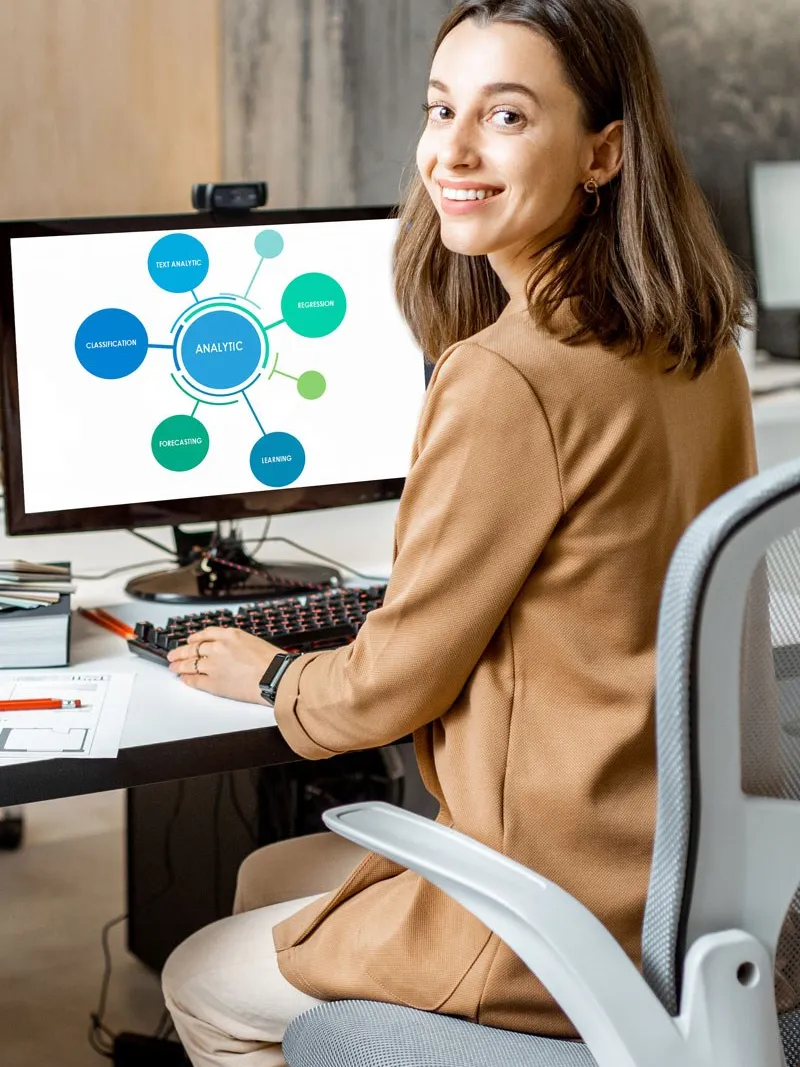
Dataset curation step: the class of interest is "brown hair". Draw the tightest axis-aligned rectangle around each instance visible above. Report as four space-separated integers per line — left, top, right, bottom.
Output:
393 0 749 377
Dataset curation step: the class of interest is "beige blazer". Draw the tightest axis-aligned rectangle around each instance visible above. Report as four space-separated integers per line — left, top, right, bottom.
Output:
272 304 757 1037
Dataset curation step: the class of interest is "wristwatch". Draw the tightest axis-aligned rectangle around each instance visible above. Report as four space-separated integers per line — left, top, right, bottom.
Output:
259 652 302 706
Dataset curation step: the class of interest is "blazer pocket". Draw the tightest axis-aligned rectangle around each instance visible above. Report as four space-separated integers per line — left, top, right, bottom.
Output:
361 874 492 1013
285 851 402 948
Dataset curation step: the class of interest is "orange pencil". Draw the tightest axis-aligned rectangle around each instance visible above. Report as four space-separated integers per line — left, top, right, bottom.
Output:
78 607 134 640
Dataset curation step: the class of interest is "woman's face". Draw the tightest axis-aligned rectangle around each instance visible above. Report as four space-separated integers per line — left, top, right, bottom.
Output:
417 19 597 285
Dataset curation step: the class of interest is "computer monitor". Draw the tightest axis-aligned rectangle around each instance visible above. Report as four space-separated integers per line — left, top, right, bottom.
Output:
749 162 800 358
0 206 427 601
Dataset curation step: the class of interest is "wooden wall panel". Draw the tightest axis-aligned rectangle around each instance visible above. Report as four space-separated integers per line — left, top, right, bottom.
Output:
0 0 221 219
222 0 452 208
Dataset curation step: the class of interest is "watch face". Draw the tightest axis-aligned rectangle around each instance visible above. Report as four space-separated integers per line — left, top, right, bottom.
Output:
260 655 288 688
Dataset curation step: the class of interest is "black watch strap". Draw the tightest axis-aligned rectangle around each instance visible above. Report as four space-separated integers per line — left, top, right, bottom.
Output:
259 652 301 706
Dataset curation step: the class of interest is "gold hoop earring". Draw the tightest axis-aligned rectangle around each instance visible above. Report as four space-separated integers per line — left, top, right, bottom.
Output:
583 177 601 217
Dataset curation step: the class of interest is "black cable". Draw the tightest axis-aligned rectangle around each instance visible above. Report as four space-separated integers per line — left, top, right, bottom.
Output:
128 529 178 556
227 771 258 845
212 775 225 917
89 912 128 1056
73 559 170 581
242 534 388 583
248 515 272 557
88 781 187 1057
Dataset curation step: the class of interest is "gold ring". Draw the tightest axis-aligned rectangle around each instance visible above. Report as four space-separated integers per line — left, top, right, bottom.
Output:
194 656 201 674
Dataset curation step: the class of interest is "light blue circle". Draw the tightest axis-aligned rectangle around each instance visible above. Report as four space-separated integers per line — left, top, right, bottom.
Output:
250 433 306 487
180 309 264 391
254 230 284 259
75 308 149 379
148 233 209 293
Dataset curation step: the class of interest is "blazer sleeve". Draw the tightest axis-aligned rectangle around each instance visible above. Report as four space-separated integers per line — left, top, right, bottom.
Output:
273 341 565 758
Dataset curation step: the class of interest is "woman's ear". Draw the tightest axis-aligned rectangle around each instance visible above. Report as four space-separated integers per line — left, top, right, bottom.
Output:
590 120 624 187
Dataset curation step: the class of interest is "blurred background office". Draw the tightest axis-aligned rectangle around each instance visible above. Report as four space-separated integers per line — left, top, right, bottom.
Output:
0 0 799 338
0 1 799 1066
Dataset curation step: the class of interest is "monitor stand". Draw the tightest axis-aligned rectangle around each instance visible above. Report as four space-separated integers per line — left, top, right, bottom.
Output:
124 526 341 604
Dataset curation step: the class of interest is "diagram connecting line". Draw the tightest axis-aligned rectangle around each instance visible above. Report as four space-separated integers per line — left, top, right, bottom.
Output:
74 227 342 488
244 258 264 300
243 390 266 438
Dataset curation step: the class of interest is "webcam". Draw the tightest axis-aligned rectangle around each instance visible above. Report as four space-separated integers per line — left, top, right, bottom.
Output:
191 182 268 212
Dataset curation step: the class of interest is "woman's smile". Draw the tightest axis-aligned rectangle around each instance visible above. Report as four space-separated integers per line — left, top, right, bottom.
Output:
437 178 505 214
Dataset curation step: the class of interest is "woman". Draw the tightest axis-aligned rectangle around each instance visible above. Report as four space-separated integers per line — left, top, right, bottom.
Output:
162 0 757 1063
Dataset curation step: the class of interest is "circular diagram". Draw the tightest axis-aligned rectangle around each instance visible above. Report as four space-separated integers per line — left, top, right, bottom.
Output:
73 231 347 487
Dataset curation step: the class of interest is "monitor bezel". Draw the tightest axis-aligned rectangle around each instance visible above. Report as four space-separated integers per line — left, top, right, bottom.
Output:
0 205 408 536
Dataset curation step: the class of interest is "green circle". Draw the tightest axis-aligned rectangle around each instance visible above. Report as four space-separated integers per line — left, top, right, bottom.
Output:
254 229 284 259
152 415 209 472
281 273 346 338
297 370 326 400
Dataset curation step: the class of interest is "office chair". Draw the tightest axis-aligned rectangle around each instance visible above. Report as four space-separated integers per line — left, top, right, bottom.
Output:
283 456 800 1067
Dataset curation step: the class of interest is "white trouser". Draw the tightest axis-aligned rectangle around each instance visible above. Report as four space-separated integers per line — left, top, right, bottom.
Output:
162 831 368 1067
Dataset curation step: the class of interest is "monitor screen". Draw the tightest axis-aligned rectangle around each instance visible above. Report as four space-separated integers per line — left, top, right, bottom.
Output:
750 161 800 311
0 207 426 535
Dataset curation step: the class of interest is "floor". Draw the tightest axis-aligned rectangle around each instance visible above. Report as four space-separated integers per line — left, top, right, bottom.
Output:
0 791 166 1067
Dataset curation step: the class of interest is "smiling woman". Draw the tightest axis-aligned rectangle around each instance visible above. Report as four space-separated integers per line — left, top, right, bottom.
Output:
161 3 758 1064
396 0 748 375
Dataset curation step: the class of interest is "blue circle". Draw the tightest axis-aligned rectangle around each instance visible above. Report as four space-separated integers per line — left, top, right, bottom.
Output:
180 309 264 390
75 308 148 379
250 433 306 487
254 230 284 259
148 234 209 293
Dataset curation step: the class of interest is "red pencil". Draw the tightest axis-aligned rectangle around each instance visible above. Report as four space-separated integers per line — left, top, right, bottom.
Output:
0 698 83 711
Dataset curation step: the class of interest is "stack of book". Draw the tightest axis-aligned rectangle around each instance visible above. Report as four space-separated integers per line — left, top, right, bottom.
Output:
0 561 74 668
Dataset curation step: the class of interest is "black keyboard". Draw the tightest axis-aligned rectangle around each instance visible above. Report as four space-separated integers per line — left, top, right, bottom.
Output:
129 585 386 666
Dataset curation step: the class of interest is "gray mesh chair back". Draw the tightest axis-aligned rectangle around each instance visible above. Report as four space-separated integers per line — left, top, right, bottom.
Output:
285 458 800 1067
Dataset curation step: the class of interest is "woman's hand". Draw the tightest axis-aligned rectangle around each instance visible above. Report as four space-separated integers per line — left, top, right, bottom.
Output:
167 627 283 705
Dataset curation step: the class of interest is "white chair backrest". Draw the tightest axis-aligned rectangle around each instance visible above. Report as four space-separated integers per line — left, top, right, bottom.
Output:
644 458 800 1037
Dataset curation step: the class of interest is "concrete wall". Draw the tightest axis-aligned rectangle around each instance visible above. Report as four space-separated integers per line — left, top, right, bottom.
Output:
222 0 451 207
637 0 800 264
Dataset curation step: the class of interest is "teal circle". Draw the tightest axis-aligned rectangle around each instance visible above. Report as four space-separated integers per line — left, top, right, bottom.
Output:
250 432 305 487
152 415 209 471
281 273 346 338
254 230 284 259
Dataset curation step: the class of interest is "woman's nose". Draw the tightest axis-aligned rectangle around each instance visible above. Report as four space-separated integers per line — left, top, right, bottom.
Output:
437 120 480 170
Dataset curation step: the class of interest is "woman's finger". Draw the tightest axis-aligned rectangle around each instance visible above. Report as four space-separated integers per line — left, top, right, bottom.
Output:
186 627 230 646
167 643 197 663
170 656 205 676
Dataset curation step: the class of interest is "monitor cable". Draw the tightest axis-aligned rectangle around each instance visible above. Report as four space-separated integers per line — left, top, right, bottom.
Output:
88 781 186 1058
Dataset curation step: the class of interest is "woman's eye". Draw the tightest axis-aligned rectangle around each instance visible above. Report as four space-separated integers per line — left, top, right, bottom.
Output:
489 109 524 129
424 103 453 122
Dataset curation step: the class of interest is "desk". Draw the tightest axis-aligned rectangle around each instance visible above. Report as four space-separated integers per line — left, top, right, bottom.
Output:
1 381 799 808
0 500 396 808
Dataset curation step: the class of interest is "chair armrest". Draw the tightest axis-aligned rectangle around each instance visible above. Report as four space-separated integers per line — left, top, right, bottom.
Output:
324 802 687 1067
